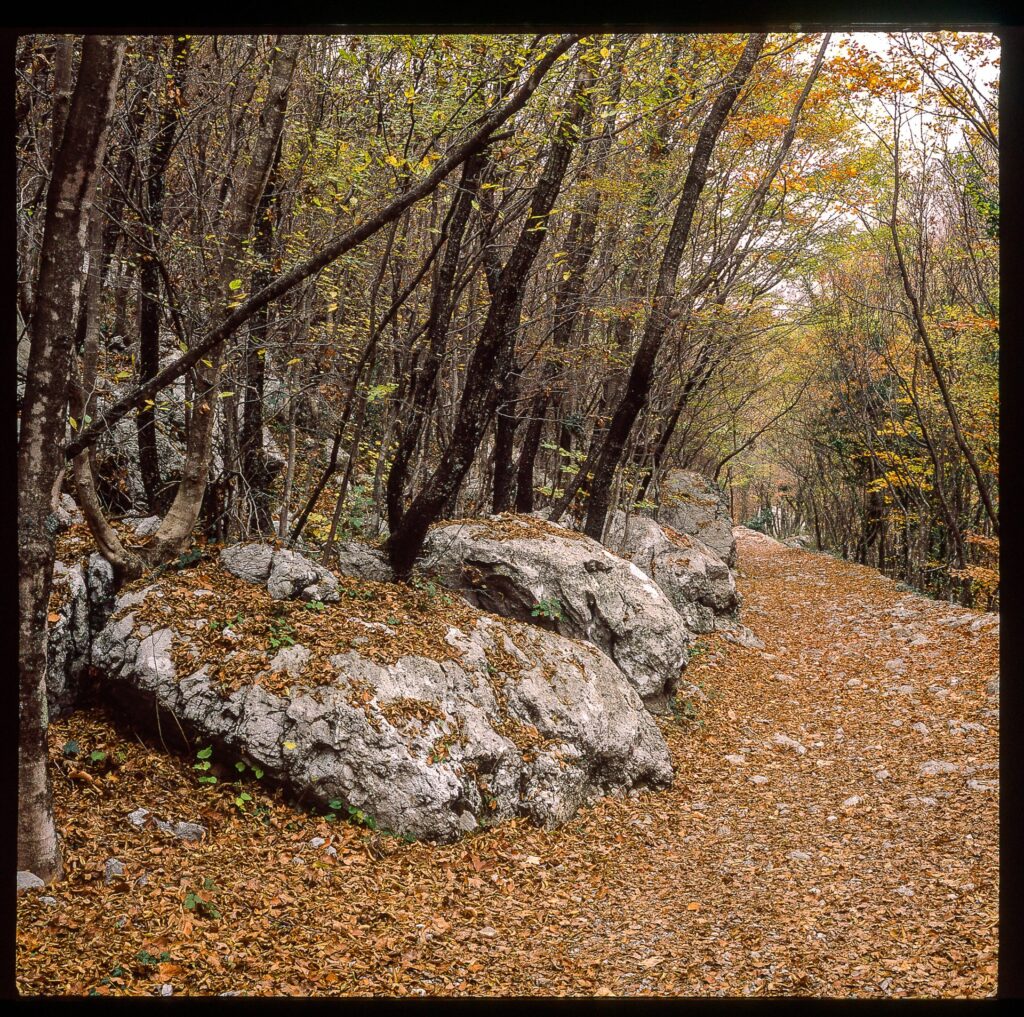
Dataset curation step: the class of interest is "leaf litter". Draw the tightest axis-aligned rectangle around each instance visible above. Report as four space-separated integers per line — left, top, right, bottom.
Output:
17 532 997 997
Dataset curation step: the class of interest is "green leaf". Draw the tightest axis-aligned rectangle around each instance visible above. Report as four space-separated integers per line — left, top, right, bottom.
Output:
89 750 107 762
228 278 243 290
196 746 213 759
62 740 80 758
235 761 247 772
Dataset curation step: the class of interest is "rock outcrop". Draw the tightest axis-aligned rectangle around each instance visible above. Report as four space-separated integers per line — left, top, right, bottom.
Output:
331 541 394 583
602 511 739 634
421 514 690 710
47 552 117 716
731 524 781 545
652 470 736 567
90 559 672 842
220 544 340 603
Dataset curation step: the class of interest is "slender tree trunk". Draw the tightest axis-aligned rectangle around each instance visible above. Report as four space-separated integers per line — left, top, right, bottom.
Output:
18 35 125 883
71 212 144 582
239 138 284 536
584 33 766 540
386 152 487 532
387 58 595 578
143 34 301 564
277 383 299 540
137 37 189 513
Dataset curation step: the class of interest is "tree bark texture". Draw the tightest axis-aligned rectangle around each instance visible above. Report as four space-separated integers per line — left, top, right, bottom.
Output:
18 34 125 883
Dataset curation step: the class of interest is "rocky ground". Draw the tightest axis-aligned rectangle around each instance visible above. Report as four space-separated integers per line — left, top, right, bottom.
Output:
16 530 998 997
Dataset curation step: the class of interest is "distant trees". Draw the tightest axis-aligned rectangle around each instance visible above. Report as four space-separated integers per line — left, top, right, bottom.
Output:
736 34 998 605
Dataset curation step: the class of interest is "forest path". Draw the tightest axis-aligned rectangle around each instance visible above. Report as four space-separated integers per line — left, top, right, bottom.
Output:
557 530 1000 997
18 532 998 997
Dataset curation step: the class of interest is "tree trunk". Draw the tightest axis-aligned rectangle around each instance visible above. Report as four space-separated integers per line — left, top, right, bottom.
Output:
239 138 284 536
584 33 766 540
137 37 189 513
386 152 488 532
387 58 595 578
18 35 125 883
143 34 301 564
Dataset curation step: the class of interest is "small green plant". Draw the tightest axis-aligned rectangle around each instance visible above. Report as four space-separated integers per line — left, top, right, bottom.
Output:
183 880 220 919
209 612 245 631
412 575 454 606
266 616 296 649
531 597 563 621
344 585 376 601
194 745 217 784
321 797 378 830
136 949 171 969
173 547 205 570
303 600 327 613
688 639 709 661
412 575 438 597
671 693 704 727
347 805 378 831
62 739 80 758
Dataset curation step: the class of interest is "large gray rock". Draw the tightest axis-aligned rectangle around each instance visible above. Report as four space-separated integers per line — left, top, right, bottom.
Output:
602 511 739 634
220 544 340 603
331 541 394 583
421 515 690 710
652 470 736 567
91 576 673 842
47 552 118 716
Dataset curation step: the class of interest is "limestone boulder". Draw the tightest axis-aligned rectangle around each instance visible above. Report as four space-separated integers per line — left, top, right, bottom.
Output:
219 544 340 603
421 514 690 710
602 511 739 634
331 541 394 583
90 569 672 842
47 552 117 716
652 470 736 566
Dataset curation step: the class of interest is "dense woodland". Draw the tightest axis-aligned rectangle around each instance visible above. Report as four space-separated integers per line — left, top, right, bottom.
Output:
17 33 997 887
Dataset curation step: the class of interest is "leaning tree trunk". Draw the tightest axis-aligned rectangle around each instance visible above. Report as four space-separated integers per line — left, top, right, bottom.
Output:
583 33 766 540
386 58 596 579
386 151 488 534
17 35 125 883
143 34 301 565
